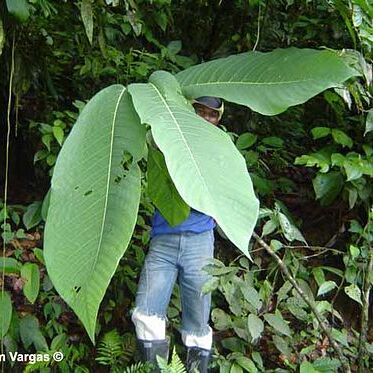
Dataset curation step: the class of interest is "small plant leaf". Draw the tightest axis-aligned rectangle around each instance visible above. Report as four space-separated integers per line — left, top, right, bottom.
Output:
264 313 291 336
311 127 331 140
331 129 353 148
364 109 373 135
19 315 48 351
235 356 258 373
21 263 40 304
81 0 94 45
317 281 337 296
247 314 264 341
23 201 43 230
236 133 257 150
300 361 319 373
53 126 64 146
312 172 344 206
344 284 362 305
272 335 292 357
0 257 22 274
0 291 12 338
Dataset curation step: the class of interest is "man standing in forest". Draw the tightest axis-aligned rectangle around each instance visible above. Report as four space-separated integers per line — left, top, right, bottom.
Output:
131 97 224 373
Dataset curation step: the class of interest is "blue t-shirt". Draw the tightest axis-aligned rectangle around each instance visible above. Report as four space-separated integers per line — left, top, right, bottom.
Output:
151 209 215 237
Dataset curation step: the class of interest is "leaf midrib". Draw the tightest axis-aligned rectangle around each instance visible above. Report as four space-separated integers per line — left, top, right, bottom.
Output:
181 78 327 88
90 86 127 281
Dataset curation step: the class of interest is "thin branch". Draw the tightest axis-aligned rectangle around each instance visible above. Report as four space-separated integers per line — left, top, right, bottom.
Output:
252 232 351 373
2 31 15 373
252 3 261 51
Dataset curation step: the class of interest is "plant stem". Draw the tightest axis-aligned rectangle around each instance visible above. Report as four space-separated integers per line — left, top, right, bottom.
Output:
357 249 373 373
252 232 351 373
1 31 15 373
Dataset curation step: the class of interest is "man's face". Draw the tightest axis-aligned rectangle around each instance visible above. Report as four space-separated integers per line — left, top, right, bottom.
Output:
193 103 220 126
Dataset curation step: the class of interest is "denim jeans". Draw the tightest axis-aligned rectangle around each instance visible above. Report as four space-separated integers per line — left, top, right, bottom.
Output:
134 230 214 337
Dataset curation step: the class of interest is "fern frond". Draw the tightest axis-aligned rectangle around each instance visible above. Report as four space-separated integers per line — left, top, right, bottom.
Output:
122 332 137 363
123 361 153 373
96 329 123 366
157 347 186 373
170 347 186 373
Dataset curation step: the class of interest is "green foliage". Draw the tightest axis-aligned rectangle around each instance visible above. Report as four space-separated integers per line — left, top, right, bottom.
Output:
21 263 40 304
156 347 186 373
147 147 190 226
6 0 30 23
31 107 80 175
95 329 124 368
44 85 144 342
1 0 372 370
0 291 12 338
129 70 259 257
176 48 359 115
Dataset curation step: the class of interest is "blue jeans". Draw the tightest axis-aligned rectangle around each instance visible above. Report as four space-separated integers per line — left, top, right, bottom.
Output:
134 230 214 336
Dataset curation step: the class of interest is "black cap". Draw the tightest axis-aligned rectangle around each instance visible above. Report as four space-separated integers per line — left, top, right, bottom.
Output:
193 96 223 109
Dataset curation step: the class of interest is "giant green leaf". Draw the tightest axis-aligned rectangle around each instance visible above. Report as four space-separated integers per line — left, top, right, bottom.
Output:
128 72 259 258
147 147 190 226
44 85 145 343
176 48 359 115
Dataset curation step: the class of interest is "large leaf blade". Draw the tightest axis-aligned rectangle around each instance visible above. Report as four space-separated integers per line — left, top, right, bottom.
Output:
147 147 190 226
128 72 259 257
176 48 359 115
44 85 145 342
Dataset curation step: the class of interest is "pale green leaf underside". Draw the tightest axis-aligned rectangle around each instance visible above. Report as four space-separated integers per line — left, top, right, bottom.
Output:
176 48 359 115
129 72 259 257
44 85 145 342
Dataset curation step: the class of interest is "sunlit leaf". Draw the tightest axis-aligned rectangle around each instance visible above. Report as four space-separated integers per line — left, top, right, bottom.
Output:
331 129 353 148
44 85 145 342
317 281 337 296
0 257 22 274
129 71 259 258
21 263 40 304
177 48 359 115
311 127 331 140
344 284 362 306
